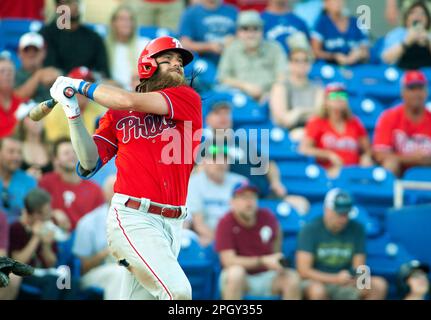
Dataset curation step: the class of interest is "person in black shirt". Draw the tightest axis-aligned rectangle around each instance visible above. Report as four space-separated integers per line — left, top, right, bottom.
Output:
39 0 110 77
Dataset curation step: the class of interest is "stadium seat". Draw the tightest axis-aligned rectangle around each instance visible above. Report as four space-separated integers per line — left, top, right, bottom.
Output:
84 23 108 38
178 230 214 300
0 19 43 51
347 64 403 106
366 232 415 280
386 204 431 267
305 203 382 237
369 37 385 65
189 58 218 92
348 96 384 133
335 166 395 217
402 167 431 205
309 61 345 85
280 162 331 202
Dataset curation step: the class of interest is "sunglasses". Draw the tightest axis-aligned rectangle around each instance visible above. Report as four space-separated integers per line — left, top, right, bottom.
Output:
239 26 261 32
327 92 348 101
405 84 426 90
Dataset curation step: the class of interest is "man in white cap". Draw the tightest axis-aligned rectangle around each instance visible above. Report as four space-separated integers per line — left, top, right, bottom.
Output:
14 32 62 102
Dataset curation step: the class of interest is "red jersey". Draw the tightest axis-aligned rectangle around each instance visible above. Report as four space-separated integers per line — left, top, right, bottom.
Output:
224 0 268 12
215 209 280 274
39 172 105 229
0 94 22 138
305 116 368 168
90 85 202 206
373 105 431 156
0 0 44 20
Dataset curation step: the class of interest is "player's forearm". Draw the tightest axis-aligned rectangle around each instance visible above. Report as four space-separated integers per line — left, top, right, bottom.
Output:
68 116 99 171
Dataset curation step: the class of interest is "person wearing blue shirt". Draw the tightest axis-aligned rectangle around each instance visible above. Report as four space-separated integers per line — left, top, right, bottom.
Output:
178 0 238 66
311 0 369 65
262 0 310 54
0 137 37 224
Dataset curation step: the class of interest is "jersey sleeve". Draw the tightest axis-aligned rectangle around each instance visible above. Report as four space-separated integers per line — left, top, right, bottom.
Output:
373 110 394 152
158 86 202 124
76 111 118 179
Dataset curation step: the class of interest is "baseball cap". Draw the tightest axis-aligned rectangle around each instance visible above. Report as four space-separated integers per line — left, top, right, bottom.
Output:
324 82 348 101
67 66 95 81
324 188 353 215
19 32 44 50
398 260 430 282
402 70 427 88
237 10 263 28
232 181 259 197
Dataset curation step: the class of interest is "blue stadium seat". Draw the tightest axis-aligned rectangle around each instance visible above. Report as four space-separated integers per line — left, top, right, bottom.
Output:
386 204 431 267
305 203 382 237
178 230 214 300
56 232 81 279
309 61 345 85
189 58 218 92
369 37 385 65
138 26 176 40
348 96 384 133
335 166 395 217
366 233 415 280
0 19 43 51
280 162 331 202
202 89 268 126
402 167 431 205
84 23 108 38
347 64 403 105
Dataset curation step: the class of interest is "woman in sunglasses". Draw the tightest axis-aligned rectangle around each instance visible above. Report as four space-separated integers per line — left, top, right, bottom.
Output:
300 82 373 177
270 33 324 142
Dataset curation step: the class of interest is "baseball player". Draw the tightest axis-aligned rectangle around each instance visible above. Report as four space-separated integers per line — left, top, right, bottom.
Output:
48 36 202 300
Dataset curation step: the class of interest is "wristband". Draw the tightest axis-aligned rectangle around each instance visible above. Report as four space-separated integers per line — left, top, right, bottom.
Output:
78 81 99 100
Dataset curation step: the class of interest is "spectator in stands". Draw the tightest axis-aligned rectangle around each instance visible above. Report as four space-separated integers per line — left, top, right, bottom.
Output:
40 0 110 77
9 188 80 300
224 0 268 12
125 0 184 32
44 67 106 143
73 175 125 299
0 56 25 139
385 0 431 27
262 0 310 54
382 1 431 70
186 146 247 247
0 0 45 20
105 5 142 90
218 10 287 103
300 82 373 178
0 137 37 224
311 0 369 65
39 138 105 230
14 32 62 103
270 33 324 142
373 70 431 177
202 94 310 213
296 188 388 300
0 210 22 300
398 260 430 300
215 181 302 300
178 0 238 66
17 117 52 181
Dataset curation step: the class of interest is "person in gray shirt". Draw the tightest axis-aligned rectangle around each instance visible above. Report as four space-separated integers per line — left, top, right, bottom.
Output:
296 188 388 300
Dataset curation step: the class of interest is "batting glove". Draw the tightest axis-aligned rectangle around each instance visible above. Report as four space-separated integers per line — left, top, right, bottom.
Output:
50 77 81 119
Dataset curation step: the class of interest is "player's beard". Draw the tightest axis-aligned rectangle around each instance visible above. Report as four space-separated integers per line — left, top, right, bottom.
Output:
135 68 186 93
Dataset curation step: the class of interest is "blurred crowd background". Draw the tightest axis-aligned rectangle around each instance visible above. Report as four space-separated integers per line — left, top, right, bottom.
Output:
0 0 430 300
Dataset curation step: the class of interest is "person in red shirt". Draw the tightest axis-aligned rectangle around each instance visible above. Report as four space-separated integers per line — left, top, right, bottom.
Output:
48 36 202 300
300 82 373 177
215 181 301 300
0 0 44 20
225 0 268 12
0 57 24 139
373 70 431 177
39 138 105 230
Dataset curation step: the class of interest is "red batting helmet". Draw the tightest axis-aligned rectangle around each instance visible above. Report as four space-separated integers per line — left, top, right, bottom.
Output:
137 36 194 79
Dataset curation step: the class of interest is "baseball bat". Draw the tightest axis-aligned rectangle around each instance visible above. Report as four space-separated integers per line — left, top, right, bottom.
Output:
29 86 76 121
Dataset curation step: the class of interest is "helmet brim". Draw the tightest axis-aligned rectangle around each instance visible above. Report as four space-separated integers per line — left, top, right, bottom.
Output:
153 47 194 67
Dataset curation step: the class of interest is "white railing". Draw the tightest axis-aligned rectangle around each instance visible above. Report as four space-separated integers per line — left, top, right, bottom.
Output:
394 180 431 208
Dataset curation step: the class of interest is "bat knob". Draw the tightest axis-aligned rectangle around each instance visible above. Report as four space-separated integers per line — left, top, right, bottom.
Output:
63 86 76 98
